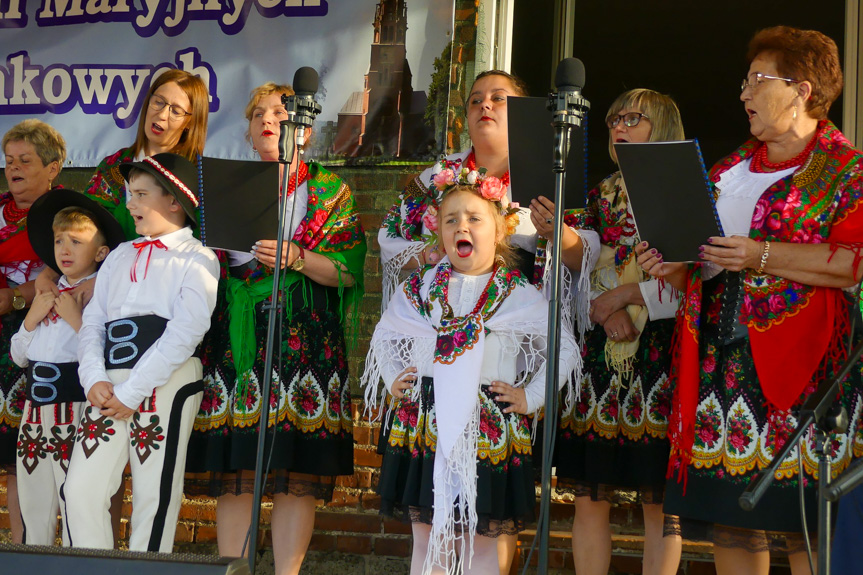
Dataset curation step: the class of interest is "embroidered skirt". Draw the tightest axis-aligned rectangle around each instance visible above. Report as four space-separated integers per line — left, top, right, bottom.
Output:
663 330 863 539
555 318 675 502
0 308 27 469
186 266 353 501
378 376 536 537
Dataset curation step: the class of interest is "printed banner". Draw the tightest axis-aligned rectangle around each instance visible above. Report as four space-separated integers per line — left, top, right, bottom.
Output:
0 0 453 166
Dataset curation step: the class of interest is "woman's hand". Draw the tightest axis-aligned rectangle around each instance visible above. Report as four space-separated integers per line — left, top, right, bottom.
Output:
35 267 61 297
488 381 528 414
699 236 761 272
590 284 641 325
391 367 417 399
635 241 688 291
252 240 300 269
529 196 556 238
603 309 640 342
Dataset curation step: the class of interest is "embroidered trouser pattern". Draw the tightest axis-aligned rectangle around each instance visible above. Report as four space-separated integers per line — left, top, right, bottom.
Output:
64 358 204 552
16 399 82 545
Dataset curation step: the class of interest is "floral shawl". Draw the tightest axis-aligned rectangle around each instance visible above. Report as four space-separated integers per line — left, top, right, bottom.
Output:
225 162 367 394
0 192 41 290
362 259 579 575
565 172 654 380
668 120 863 482
83 147 138 240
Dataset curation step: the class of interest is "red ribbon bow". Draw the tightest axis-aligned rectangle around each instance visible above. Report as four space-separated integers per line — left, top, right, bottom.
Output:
131 239 168 282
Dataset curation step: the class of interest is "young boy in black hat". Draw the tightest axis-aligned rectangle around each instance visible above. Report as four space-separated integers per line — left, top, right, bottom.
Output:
11 189 125 546
64 153 219 552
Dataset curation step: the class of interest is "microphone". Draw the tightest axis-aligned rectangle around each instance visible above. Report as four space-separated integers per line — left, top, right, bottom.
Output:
549 57 590 129
278 66 323 163
547 57 590 172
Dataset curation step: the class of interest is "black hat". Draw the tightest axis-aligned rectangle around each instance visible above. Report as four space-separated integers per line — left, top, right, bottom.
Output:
118 153 199 228
28 189 127 274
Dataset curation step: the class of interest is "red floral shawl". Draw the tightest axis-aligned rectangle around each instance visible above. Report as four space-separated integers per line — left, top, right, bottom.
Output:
0 192 41 290
668 120 863 482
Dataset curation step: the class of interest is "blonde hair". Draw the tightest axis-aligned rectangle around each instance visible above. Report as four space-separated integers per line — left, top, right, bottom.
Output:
53 206 107 246
606 89 685 161
132 69 209 161
3 119 67 173
436 186 518 269
244 82 295 145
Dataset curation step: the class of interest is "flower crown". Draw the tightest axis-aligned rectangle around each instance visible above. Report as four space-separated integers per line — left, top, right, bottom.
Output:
422 159 520 243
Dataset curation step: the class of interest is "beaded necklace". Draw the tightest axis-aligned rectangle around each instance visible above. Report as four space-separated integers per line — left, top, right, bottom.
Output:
749 133 817 173
2 197 28 225
464 151 510 188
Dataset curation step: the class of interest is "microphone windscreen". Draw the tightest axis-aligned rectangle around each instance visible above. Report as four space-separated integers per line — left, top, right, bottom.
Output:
293 67 319 96
554 58 585 91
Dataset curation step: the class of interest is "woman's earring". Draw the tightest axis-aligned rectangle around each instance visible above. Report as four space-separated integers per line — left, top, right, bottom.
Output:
792 105 798 120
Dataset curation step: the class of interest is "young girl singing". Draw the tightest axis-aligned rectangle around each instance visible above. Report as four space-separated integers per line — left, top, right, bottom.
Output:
363 167 580 575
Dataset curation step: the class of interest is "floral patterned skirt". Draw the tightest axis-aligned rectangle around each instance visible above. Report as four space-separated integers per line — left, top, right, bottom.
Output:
556 318 675 501
0 309 27 469
663 333 863 535
378 376 536 537
185 277 353 501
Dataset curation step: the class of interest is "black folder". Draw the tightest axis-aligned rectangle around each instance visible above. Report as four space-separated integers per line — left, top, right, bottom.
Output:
507 96 585 209
199 157 280 252
613 140 722 262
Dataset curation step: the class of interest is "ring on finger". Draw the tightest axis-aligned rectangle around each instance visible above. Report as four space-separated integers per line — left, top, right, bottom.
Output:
611 331 619 338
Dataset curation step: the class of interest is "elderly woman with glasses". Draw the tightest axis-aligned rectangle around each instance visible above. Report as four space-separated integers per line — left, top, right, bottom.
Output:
637 26 863 575
540 89 685 575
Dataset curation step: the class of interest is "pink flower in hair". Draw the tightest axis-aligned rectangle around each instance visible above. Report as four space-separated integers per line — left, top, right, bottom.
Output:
422 205 438 232
432 168 456 189
479 176 507 202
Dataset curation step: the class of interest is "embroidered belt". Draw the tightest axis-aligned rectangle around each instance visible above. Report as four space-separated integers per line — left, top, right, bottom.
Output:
103 315 169 369
26 360 85 406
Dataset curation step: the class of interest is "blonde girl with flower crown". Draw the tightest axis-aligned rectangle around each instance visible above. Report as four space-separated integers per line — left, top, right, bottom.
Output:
362 172 580 575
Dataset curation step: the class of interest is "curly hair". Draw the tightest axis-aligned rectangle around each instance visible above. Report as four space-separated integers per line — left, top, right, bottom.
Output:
746 26 843 120
2 118 67 173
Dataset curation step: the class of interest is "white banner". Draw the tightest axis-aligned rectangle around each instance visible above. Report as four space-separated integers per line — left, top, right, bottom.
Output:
0 0 453 166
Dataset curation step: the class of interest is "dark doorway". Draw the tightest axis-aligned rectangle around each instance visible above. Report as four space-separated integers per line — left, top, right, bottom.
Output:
511 1 846 197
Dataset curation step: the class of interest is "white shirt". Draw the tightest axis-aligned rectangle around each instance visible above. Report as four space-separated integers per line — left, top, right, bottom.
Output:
77 226 219 409
10 273 93 368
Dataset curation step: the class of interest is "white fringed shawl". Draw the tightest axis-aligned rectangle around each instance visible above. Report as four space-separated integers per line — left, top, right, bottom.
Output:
362 259 580 574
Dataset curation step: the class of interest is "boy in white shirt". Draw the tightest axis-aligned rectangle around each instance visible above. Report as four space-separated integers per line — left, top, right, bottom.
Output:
64 153 219 552
12 189 125 545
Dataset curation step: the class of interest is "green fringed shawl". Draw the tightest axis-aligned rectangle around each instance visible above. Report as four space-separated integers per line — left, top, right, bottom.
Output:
225 162 366 391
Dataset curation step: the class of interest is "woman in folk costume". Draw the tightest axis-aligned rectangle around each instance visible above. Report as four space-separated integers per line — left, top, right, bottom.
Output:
378 70 598 308
363 169 580 575
638 27 863 574
546 89 685 575
186 83 366 575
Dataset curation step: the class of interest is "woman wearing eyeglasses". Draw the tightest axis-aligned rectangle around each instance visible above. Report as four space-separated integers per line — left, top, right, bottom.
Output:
540 89 684 575
83 69 209 241
636 27 863 575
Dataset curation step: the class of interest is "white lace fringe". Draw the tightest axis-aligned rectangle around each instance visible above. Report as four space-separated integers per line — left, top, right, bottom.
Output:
381 243 426 312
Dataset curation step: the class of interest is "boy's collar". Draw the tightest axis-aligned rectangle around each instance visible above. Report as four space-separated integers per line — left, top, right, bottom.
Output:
59 271 98 290
137 226 193 249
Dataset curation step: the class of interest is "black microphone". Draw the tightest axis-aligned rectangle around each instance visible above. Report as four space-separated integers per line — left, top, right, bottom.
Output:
547 57 590 172
549 57 590 129
278 66 323 163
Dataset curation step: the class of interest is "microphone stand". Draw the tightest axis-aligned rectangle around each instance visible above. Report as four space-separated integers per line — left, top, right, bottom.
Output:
248 120 301 575
739 338 862 575
537 92 585 573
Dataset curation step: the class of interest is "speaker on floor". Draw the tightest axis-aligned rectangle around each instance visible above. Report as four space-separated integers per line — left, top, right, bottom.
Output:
0 543 249 574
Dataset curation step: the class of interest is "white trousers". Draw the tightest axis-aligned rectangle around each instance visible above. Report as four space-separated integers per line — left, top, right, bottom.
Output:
16 400 83 545
64 358 203 552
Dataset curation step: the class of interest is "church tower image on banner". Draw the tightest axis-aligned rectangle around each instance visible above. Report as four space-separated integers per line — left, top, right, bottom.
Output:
333 0 435 158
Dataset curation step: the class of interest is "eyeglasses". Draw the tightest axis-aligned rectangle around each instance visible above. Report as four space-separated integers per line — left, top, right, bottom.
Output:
740 72 800 92
605 112 649 129
149 95 192 120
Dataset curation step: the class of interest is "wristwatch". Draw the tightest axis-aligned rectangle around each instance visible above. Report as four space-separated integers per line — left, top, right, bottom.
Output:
11 287 25 311
289 244 306 272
